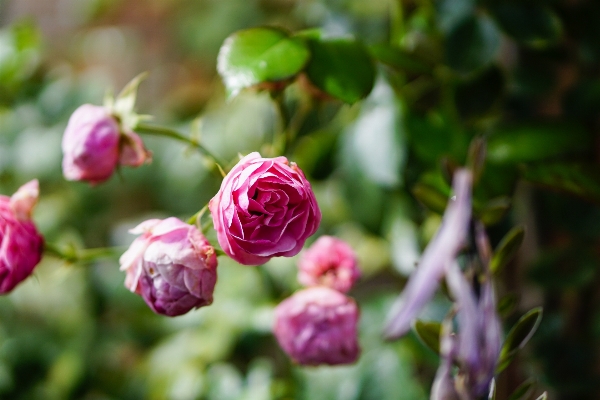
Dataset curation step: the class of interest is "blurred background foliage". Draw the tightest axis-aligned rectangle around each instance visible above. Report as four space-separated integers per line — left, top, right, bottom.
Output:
1 0 600 399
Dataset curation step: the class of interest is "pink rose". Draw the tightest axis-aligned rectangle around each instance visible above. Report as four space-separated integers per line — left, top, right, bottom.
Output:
209 152 321 266
62 104 151 184
273 286 360 366
119 217 218 317
298 236 360 293
0 180 44 294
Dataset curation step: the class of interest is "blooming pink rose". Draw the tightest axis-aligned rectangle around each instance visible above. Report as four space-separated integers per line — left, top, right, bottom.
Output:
298 236 360 293
62 104 151 184
119 217 218 317
209 152 321 266
0 180 44 294
273 286 360 366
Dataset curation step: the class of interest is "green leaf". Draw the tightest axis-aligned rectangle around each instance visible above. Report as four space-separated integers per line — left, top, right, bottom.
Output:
535 392 548 400
508 378 537 400
491 226 525 274
522 162 600 205
412 320 441 354
497 308 543 374
304 36 376 103
489 2 563 48
217 27 310 97
113 72 148 117
476 196 511 226
467 136 487 184
497 293 518 318
369 44 432 74
412 183 449 214
446 14 501 74
487 123 592 164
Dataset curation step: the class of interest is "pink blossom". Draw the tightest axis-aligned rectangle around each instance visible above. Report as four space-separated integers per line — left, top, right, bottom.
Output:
0 180 44 293
62 104 150 184
119 217 217 317
273 286 360 366
298 236 360 293
209 152 321 266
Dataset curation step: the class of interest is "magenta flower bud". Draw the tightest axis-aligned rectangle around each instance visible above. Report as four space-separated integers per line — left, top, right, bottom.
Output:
273 286 360 366
298 236 360 293
0 180 44 294
62 104 150 184
119 217 218 317
209 152 321 266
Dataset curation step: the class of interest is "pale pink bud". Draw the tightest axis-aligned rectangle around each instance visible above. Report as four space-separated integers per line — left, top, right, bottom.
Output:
62 104 150 184
119 218 217 317
273 286 360 366
0 180 44 293
298 236 360 293
209 152 321 266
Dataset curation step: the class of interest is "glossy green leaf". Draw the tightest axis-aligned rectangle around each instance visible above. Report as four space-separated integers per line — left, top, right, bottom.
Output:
412 320 441 355
497 308 543 373
304 37 376 103
446 14 501 74
522 162 600 205
217 27 310 97
491 226 525 274
369 44 432 74
489 2 563 48
487 123 591 164
508 378 537 400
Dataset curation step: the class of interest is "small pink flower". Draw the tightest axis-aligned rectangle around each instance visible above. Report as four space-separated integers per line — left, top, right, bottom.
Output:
62 104 150 184
0 180 44 294
298 236 360 293
209 152 321 266
273 286 360 366
119 217 217 317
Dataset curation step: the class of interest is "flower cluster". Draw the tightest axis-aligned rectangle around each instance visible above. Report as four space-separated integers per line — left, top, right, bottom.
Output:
273 235 361 366
48 75 365 367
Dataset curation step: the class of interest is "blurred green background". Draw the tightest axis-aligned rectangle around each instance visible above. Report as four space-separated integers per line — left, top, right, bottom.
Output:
1 0 600 399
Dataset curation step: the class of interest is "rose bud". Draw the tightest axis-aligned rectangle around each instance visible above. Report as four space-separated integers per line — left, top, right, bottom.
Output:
119 217 217 317
0 180 44 294
62 104 150 184
298 235 360 293
273 286 360 366
209 152 321 266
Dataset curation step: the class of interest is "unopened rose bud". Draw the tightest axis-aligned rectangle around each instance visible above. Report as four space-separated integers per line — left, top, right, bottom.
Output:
273 286 360 366
62 104 150 184
119 218 217 317
0 180 44 293
298 236 360 293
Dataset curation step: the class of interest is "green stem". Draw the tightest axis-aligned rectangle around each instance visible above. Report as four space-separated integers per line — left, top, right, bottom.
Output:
44 242 125 264
390 0 405 46
272 94 289 156
188 204 208 225
135 123 227 168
